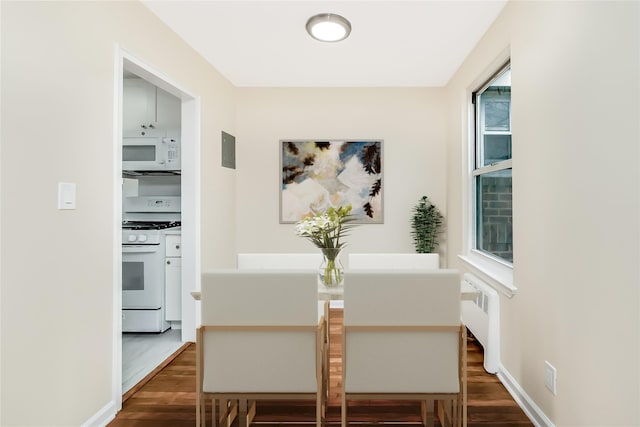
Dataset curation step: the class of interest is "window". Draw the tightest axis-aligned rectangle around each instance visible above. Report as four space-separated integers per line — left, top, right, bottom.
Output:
473 63 512 264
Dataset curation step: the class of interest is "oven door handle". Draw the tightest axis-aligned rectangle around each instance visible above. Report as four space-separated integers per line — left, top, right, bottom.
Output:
123 245 160 253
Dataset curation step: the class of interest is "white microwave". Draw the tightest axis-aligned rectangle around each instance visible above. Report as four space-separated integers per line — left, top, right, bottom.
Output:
122 136 180 171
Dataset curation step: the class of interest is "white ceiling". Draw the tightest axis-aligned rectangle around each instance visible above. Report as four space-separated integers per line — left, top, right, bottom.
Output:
142 0 507 87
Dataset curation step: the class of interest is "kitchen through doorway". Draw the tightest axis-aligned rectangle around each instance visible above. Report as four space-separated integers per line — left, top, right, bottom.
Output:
116 51 200 403
121 69 183 394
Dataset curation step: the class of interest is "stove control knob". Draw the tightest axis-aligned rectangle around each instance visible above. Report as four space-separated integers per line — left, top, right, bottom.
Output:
127 235 137 242
138 235 148 242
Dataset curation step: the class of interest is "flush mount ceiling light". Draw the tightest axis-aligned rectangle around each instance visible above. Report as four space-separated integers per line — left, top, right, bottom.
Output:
306 13 351 42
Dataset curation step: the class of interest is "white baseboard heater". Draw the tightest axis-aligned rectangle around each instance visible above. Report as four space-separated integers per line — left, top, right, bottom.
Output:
461 273 500 374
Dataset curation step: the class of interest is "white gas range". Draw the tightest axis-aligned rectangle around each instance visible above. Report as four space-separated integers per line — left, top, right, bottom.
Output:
122 196 181 333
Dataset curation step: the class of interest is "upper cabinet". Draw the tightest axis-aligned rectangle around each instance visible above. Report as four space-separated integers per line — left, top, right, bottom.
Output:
123 78 181 138
156 87 181 138
123 78 159 137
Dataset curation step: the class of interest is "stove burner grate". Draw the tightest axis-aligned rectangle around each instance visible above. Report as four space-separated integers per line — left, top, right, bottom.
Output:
122 221 181 230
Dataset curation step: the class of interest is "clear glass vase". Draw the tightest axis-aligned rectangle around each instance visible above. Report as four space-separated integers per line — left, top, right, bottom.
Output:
318 248 344 288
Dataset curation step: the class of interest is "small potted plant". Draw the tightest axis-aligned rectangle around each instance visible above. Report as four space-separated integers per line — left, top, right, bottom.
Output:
410 196 444 253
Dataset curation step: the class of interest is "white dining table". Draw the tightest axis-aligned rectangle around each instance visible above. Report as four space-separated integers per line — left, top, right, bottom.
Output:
191 280 479 301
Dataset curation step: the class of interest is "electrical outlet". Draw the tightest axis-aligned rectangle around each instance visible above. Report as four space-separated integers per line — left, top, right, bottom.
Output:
544 361 557 395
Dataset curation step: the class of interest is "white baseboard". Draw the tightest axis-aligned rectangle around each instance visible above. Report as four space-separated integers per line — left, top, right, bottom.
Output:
81 400 117 427
498 365 555 427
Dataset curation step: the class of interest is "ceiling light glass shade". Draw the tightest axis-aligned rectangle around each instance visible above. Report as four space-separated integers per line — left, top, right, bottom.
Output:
306 13 351 42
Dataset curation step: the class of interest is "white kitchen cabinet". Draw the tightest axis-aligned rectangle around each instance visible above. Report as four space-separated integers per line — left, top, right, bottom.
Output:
165 235 182 321
123 78 181 138
156 87 181 138
165 257 181 321
165 234 182 257
123 78 159 137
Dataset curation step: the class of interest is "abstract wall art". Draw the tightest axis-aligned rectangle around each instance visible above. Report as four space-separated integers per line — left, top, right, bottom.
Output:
280 140 383 223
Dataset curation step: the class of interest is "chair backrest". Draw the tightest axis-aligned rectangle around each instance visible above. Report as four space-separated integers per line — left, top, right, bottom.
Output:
236 253 326 316
237 253 322 270
200 270 320 393
348 253 439 270
343 269 461 393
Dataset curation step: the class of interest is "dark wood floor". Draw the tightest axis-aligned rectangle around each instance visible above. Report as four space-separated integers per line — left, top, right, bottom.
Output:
109 309 533 426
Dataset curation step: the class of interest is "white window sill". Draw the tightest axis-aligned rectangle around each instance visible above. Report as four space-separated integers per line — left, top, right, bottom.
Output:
458 251 516 298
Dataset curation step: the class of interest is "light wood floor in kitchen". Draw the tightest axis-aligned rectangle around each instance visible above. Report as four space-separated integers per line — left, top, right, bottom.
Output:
110 309 533 426
122 328 183 394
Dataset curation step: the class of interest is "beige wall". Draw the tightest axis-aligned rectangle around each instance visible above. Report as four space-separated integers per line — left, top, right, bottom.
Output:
1 1 236 425
445 1 639 424
2 0 639 425
234 87 448 261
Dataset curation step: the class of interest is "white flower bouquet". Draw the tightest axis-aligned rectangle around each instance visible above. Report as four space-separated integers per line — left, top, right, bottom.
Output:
295 204 356 286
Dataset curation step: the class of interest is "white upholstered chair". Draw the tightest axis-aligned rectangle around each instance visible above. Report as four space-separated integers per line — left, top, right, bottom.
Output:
197 270 326 427
348 253 440 270
237 252 328 330
342 269 466 427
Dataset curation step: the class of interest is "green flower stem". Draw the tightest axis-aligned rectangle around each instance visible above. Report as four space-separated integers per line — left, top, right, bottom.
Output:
321 248 343 287
323 258 341 286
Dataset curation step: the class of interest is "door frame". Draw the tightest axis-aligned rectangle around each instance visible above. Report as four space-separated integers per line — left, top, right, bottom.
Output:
112 45 201 409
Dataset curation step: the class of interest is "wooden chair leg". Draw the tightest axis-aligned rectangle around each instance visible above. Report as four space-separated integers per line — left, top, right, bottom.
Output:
229 400 239 427
441 398 460 427
424 399 434 427
195 393 200 427
199 393 206 427
211 398 216 427
451 399 456 427
341 394 347 427
218 399 227 427
196 394 201 427
247 400 257 426
238 399 248 427
217 399 238 427
316 391 322 426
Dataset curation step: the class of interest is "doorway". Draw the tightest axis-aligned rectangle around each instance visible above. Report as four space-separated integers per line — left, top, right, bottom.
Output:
114 48 201 407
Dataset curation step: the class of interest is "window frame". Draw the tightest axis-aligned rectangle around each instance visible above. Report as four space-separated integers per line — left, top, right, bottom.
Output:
460 60 516 297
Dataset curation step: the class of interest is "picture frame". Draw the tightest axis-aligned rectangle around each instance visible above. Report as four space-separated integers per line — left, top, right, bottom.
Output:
280 139 383 224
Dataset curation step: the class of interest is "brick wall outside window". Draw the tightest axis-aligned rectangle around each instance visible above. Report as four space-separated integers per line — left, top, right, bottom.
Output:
480 176 513 262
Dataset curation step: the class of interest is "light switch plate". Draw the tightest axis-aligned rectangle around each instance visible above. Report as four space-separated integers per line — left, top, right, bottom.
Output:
544 360 557 395
58 182 76 210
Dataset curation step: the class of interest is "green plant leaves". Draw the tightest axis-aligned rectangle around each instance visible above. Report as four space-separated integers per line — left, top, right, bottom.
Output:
410 195 444 253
